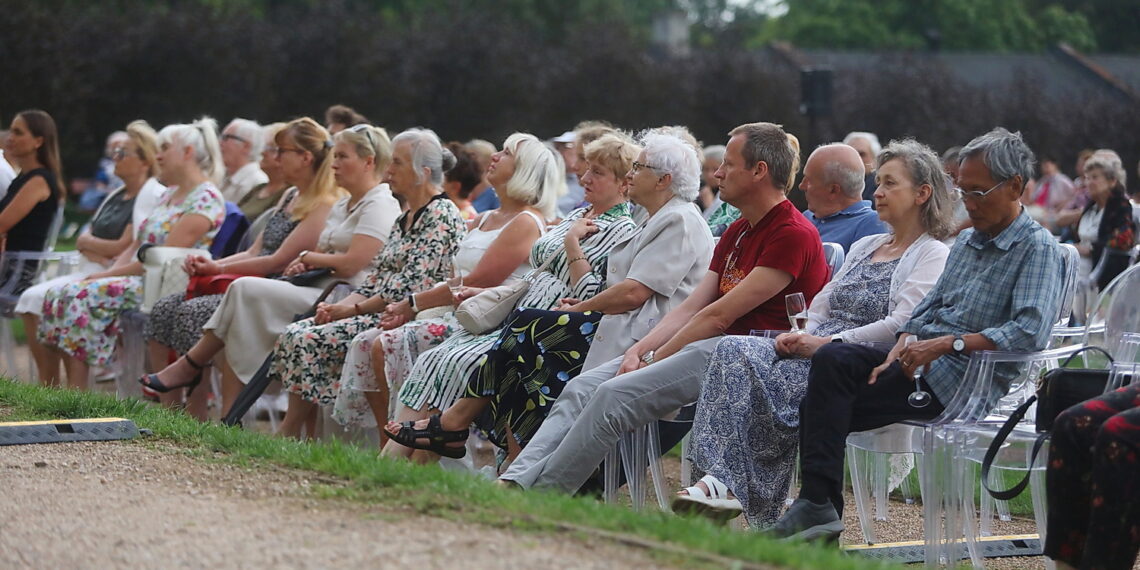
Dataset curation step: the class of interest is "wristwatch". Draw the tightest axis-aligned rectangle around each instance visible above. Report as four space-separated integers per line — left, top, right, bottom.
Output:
299 250 310 262
640 350 656 364
830 334 844 343
952 335 967 354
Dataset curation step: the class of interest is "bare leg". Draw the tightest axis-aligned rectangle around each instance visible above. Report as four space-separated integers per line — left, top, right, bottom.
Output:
61 355 90 391
146 339 171 374
303 406 318 439
380 404 434 459
277 392 317 439
183 370 210 421
365 337 391 443
144 331 223 390
216 355 245 419
21 313 60 387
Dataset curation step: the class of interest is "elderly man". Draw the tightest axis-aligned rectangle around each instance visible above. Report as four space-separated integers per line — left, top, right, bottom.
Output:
218 118 268 203
500 122 831 493
770 128 1063 542
843 131 882 204
800 143 887 251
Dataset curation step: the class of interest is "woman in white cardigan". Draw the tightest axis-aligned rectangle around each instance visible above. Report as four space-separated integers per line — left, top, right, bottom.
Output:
674 139 956 528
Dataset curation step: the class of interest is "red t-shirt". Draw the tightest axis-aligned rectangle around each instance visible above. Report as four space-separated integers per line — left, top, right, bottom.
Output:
709 200 829 334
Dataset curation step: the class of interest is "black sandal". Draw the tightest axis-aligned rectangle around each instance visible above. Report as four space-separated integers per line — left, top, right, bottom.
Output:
384 415 469 459
138 354 209 396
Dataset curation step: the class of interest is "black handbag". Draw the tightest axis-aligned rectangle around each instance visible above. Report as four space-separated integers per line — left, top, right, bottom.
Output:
278 267 334 287
981 346 1113 500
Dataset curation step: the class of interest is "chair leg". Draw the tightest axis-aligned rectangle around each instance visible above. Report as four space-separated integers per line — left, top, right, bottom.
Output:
847 444 878 544
603 445 620 504
645 423 669 511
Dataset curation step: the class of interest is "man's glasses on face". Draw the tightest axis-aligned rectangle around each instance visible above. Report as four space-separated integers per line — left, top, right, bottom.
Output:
955 179 1008 201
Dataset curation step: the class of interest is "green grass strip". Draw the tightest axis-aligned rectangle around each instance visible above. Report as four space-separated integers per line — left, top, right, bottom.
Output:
0 379 898 569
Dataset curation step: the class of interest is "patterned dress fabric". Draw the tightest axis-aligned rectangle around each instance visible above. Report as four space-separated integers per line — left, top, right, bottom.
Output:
271 196 467 406
393 204 635 414
144 191 301 354
692 256 898 527
39 183 224 366
1044 383 1140 570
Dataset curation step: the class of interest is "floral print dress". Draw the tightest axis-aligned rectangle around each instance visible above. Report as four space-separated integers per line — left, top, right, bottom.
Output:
271 195 466 406
39 182 224 366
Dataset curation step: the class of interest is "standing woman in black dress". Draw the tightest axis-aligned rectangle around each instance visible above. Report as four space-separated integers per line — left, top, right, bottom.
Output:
0 109 64 292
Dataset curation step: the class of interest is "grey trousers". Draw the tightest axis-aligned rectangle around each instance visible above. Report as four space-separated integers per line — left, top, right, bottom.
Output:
501 337 720 493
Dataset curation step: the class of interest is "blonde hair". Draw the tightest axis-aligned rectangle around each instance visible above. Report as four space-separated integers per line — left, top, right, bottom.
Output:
584 132 639 181
276 117 342 221
500 133 563 219
334 124 393 174
126 120 159 178
785 133 801 194
158 116 224 184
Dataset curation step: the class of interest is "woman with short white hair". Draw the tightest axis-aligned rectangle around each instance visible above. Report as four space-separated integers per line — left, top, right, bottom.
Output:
385 128 714 461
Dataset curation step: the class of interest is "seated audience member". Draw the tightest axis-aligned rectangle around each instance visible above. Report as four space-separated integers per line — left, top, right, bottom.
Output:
1 110 64 292
269 132 548 439
330 134 558 436
706 133 801 237
843 131 881 204
17 120 162 387
799 143 888 251
499 122 829 493
768 127 1063 542
139 119 396 416
552 130 586 216
441 142 482 220
699 144 726 219
77 131 128 212
0 126 16 199
1071 151 1134 291
324 104 370 135
41 117 227 390
676 139 953 526
1024 156 1075 221
385 128 714 460
1046 386 1140 570
217 118 268 203
377 133 634 461
236 123 291 224
465 139 501 212
141 121 351 418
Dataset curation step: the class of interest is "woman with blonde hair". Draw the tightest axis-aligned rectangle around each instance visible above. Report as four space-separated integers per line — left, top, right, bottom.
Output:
41 117 227 390
140 120 398 417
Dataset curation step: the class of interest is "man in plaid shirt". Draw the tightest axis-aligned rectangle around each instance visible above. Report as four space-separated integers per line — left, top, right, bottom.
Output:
770 127 1064 542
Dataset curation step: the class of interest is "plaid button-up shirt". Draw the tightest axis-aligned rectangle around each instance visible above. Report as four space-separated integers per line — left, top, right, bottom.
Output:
899 209 1063 406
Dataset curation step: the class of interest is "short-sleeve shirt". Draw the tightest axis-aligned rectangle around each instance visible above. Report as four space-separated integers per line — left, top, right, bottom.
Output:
709 200 830 334
137 182 225 249
804 200 888 252
318 183 400 256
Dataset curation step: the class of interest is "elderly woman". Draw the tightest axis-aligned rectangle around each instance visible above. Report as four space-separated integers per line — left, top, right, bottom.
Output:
41 117 227 390
330 133 561 438
379 133 638 461
674 139 953 528
1073 150 1135 291
139 120 397 414
0 110 64 292
386 129 714 461
17 120 162 387
237 122 292 230
270 129 470 438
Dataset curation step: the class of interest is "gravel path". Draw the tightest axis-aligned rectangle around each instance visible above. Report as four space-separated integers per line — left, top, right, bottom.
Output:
0 441 677 569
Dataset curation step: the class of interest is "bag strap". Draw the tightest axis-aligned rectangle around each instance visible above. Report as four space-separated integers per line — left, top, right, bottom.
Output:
1059 346 1114 367
980 395 1050 500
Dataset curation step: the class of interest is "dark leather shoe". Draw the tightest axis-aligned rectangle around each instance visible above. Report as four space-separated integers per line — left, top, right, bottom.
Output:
764 498 843 543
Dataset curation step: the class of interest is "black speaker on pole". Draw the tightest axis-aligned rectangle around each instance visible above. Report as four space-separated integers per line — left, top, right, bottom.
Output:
800 67 834 117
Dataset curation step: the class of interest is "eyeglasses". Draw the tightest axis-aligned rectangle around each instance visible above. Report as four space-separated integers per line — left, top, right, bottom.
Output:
275 147 305 158
348 124 378 155
631 161 664 173
263 145 278 155
955 179 1008 201
220 133 249 144
111 146 140 161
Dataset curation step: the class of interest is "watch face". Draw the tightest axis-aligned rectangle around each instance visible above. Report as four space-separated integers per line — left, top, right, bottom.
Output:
953 338 965 352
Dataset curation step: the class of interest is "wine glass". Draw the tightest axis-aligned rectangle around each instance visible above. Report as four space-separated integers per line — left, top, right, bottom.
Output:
785 293 808 334
449 260 465 302
903 336 932 408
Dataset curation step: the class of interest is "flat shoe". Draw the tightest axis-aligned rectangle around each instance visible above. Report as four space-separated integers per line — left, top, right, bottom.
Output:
671 475 743 523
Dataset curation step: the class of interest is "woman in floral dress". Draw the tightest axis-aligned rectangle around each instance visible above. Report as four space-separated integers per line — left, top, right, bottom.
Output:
380 133 640 462
675 140 955 528
40 117 226 390
270 129 470 438
329 133 561 440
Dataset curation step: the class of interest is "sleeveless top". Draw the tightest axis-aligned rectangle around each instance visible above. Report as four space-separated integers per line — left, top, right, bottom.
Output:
453 210 545 280
258 188 301 257
89 186 137 240
1 168 61 252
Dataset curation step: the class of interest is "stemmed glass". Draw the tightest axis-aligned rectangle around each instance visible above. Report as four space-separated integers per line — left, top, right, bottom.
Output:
449 260 466 303
903 336 932 408
785 293 807 334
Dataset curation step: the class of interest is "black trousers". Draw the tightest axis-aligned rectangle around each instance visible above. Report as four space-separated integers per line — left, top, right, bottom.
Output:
797 343 944 516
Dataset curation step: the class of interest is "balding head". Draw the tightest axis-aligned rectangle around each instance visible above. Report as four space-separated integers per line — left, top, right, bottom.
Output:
799 143 867 217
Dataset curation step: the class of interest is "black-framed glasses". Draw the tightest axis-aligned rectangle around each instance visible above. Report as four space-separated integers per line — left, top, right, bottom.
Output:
347 123 378 155
955 179 1008 201
275 147 304 158
221 133 249 144
631 160 664 173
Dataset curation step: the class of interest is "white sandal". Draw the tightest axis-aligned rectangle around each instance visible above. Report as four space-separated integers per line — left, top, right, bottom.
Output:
671 474 743 523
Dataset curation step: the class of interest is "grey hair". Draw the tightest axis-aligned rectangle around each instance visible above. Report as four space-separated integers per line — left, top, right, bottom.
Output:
958 127 1036 186
816 143 866 199
501 133 563 219
158 116 224 184
843 131 882 156
1086 149 1127 187
728 122 796 192
227 118 264 161
640 130 702 202
702 145 726 164
876 138 957 241
392 128 455 186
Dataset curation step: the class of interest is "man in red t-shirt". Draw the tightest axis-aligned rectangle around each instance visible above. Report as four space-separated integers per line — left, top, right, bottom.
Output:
500 122 830 493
